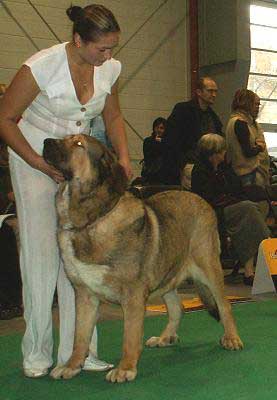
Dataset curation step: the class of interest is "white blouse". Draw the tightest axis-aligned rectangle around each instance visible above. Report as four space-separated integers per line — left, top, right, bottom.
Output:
13 42 121 159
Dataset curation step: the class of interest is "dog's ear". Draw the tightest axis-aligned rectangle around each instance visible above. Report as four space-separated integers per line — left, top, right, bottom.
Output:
87 137 105 162
99 149 128 194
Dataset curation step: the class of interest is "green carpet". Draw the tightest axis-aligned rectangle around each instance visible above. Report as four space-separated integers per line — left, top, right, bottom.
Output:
1 300 277 400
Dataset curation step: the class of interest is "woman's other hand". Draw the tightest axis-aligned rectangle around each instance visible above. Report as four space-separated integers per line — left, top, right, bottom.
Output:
256 139 266 151
119 157 133 180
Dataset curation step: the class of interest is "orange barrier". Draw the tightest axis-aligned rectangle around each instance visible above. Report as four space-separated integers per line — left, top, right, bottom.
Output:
146 296 250 313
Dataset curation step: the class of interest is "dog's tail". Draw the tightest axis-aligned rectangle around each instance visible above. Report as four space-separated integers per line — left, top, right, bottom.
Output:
194 281 220 321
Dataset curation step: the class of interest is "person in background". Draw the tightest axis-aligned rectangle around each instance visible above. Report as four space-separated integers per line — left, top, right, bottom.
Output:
0 4 132 379
226 89 270 187
0 139 22 320
90 114 112 149
160 77 223 187
191 134 270 286
141 117 167 184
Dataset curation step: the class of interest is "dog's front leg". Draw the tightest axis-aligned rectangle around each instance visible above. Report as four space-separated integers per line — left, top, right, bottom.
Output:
106 292 146 383
51 287 99 380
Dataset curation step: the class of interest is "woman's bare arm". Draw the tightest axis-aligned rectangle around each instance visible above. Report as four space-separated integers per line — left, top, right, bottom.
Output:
0 66 64 182
102 80 132 179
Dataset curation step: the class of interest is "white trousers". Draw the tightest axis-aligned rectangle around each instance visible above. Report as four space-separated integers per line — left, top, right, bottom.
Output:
9 156 97 370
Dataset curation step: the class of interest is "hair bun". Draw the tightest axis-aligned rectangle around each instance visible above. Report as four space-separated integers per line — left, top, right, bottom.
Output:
66 6 84 22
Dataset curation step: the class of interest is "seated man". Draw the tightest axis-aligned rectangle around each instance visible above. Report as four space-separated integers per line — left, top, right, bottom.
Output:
191 134 270 286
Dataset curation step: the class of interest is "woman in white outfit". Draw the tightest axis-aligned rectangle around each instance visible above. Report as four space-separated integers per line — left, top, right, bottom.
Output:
0 4 132 378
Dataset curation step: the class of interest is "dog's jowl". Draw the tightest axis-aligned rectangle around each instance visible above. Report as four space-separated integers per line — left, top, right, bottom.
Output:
43 134 243 383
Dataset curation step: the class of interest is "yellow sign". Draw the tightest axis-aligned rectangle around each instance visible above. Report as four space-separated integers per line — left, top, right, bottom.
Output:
261 238 277 275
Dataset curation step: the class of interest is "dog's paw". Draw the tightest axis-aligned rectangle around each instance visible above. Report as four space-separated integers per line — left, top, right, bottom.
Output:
105 367 137 383
50 365 81 380
145 335 179 347
220 335 244 350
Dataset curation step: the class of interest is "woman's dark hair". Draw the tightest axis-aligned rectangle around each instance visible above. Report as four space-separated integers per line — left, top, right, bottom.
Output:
152 117 167 132
66 4 120 43
231 88 256 115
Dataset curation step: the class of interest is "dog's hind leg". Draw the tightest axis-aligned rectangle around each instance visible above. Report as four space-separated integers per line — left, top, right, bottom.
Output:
51 287 100 379
145 289 182 347
191 254 243 351
106 289 146 383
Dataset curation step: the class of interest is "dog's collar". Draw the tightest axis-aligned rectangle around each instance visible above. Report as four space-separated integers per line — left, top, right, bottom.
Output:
59 221 91 232
60 222 74 231
59 194 123 233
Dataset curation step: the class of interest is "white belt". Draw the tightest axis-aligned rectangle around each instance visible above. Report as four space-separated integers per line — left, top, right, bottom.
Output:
23 109 90 138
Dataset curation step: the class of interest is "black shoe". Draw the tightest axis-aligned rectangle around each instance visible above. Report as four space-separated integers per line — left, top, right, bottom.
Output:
243 275 254 286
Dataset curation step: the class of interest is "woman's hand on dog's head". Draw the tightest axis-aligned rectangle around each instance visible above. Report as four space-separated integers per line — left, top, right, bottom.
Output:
32 155 65 183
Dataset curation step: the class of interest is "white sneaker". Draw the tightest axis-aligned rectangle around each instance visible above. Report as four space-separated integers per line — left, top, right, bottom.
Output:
24 367 48 378
82 356 114 372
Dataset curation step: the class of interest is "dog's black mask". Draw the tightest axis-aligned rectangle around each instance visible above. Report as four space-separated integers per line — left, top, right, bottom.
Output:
43 138 73 181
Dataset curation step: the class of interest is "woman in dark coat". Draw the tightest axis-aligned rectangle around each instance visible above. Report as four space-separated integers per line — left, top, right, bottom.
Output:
141 117 167 184
191 134 270 286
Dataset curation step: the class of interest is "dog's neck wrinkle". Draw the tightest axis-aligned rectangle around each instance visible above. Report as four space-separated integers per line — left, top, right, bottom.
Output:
68 181 122 229
87 184 122 223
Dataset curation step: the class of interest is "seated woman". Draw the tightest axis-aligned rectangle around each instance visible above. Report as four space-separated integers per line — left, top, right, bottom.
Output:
225 89 270 188
191 134 271 286
141 117 167 184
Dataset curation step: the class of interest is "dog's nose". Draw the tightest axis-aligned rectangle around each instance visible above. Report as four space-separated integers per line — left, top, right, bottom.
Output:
43 138 58 161
44 138 55 147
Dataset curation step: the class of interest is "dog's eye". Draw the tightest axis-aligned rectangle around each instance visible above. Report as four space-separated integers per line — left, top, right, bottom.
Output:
75 141 83 147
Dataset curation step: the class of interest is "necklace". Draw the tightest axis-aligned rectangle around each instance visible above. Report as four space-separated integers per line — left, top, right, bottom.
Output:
67 47 93 89
78 75 91 89
80 66 93 88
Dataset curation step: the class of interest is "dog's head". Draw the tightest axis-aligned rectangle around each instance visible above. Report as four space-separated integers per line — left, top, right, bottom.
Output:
43 134 128 194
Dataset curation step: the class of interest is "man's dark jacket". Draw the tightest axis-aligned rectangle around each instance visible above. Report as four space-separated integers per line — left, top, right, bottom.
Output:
159 99 223 184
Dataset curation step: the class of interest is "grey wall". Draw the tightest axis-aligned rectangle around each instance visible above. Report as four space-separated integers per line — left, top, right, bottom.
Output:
198 0 251 129
0 0 190 178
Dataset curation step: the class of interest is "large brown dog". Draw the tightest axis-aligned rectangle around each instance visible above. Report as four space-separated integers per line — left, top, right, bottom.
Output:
43 134 243 383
